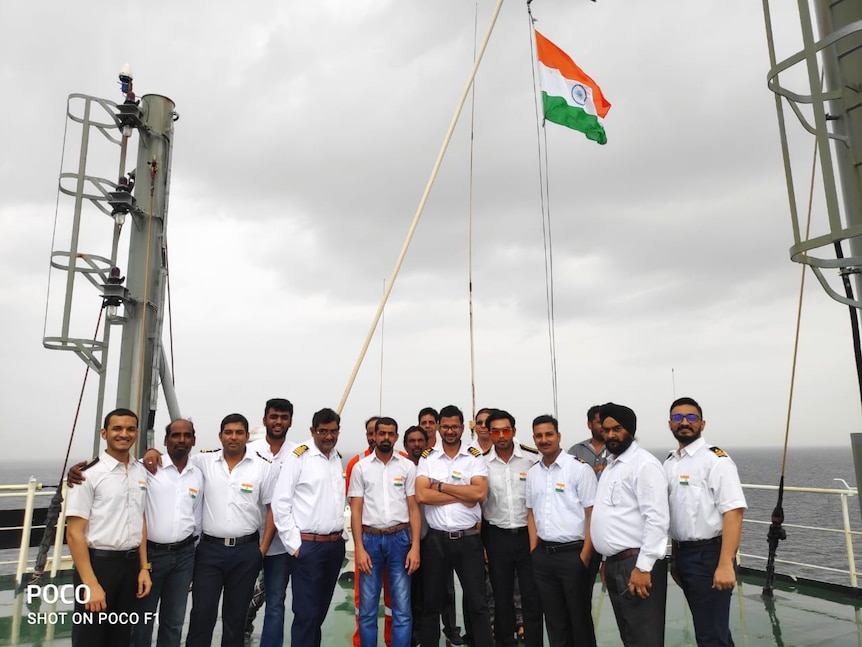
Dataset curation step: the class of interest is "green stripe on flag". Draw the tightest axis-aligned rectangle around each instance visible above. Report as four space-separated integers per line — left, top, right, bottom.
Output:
542 93 607 145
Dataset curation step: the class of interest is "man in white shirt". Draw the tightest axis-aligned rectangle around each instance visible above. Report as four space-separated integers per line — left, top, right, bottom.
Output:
185 413 279 647
133 418 202 647
245 397 296 647
416 404 492 647
66 408 151 647
68 417 202 647
349 417 422 647
590 403 669 647
272 407 346 647
664 397 746 647
483 410 543 647
526 413 596 647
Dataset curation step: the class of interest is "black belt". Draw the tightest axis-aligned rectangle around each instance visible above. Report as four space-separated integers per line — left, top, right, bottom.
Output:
488 524 528 534
539 539 584 553
89 547 140 560
147 534 197 551
202 531 259 547
429 527 481 540
675 535 722 549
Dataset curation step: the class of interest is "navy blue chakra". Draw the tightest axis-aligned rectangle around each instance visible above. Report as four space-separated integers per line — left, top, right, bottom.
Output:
570 83 587 106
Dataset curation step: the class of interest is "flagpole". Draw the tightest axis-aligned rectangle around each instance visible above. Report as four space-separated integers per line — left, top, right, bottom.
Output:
336 0 507 415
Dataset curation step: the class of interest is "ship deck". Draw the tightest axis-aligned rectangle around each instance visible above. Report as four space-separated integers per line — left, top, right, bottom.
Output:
3 566 861 646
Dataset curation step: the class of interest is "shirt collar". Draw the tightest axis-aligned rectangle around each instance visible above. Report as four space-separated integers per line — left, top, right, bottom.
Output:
675 435 706 458
609 440 640 464
488 440 527 463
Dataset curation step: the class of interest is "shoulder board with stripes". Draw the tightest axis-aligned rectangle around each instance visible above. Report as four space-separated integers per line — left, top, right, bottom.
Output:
293 445 309 457
81 456 99 472
709 446 728 458
520 444 539 454
468 446 482 457
337 450 342 459
420 448 433 459
256 451 272 463
573 455 587 464
199 448 222 454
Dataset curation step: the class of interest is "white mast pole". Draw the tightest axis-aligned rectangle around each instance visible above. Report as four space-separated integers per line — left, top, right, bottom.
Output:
336 0 506 415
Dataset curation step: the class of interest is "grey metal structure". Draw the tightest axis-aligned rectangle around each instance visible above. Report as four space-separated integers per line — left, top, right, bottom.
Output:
763 0 862 306
44 89 180 456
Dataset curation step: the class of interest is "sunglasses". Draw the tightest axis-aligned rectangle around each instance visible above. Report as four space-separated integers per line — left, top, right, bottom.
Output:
670 413 701 423
489 427 514 437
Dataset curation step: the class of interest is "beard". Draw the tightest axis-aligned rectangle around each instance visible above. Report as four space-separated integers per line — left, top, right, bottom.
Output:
671 427 700 445
377 441 393 454
606 435 633 456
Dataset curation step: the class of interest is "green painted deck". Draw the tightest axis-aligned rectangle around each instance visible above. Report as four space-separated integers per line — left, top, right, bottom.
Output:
2 567 861 646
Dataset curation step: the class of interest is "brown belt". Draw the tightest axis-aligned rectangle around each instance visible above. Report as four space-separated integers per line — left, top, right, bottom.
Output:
606 547 640 563
300 531 344 542
362 522 409 535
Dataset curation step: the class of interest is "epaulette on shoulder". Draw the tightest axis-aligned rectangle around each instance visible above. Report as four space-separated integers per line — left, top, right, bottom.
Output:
520 444 539 454
667 451 674 459
710 446 729 458
256 451 272 463
293 444 309 457
420 448 433 459
200 448 221 454
337 450 342 459
482 447 492 456
468 446 482 457
573 455 587 464
81 456 99 472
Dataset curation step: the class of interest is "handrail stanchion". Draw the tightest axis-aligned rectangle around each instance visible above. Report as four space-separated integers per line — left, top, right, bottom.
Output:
16 477 38 586
51 482 70 577
840 491 858 587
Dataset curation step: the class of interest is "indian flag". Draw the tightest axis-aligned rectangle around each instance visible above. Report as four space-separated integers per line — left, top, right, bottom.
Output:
535 30 611 145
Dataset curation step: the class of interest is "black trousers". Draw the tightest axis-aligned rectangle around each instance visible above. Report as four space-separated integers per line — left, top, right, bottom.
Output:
185 540 262 647
531 542 595 647
72 548 140 647
486 525 543 647
420 531 493 647
604 555 667 647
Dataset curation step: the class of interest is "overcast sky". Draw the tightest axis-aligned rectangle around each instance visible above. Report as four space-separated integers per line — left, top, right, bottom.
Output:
1 1 860 469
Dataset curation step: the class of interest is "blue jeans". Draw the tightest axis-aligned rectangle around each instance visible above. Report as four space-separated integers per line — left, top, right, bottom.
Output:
359 529 412 647
260 552 292 647
132 541 195 647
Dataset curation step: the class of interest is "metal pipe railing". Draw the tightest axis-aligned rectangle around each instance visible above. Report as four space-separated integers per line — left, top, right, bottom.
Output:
740 481 859 588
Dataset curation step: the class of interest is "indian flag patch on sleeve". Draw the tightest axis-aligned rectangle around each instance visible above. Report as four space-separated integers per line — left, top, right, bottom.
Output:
679 475 690 486
393 476 404 488
137 480 147 491
188 487 198 498
519 472 527 481
555 482 565 493
452 470 463 481
240 483 254 494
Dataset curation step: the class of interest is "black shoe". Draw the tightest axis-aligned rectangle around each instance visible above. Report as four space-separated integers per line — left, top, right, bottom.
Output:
445 634 465 646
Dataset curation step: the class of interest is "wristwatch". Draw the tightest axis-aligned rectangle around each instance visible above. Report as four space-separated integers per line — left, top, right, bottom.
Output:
141 562 152 571
437 481 444 492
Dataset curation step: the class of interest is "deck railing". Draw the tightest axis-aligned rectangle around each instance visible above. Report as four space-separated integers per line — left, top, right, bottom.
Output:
739 480 860 588
1 477 71 586
3 478 860 589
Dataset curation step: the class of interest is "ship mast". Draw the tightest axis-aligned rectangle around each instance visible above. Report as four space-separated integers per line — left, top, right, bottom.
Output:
44 68 180 456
